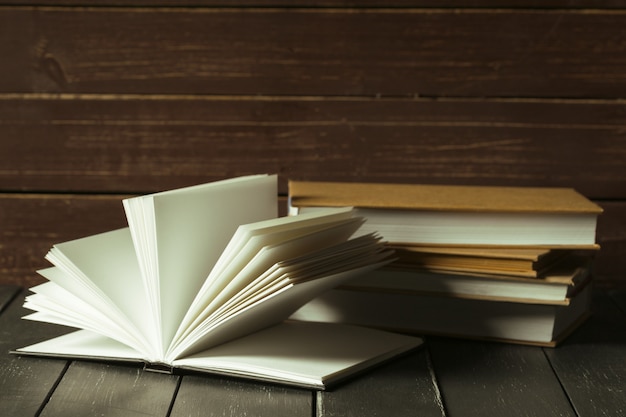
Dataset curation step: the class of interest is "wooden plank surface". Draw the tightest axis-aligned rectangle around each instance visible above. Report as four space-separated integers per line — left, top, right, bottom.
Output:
427 338 577 417
0 289 72 417
610 288 626 314
40 362 179 417
2 285 626 416
0 285 19 313
1 96 624 197
170 376 312 417
317 348 445 417
1 8 625 98
543 290 626 417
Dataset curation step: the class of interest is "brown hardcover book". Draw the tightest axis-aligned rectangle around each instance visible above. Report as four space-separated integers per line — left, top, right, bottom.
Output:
339 254 592 305
388 246 578 278
288 180 603 248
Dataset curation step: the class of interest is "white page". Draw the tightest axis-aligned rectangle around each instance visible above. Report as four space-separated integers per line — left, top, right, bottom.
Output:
168 265 288 356
17 323 422 390
170 234 391 359
147 175 277 350
177 217 364 341
354 209 598 246
202 207 355 290
167 260 391 361
276 234 389 280
173 321 422 389
175 208 356 342
42 229 157 357
123 195 159 340
201 248 392 336
199 234 391 330
178 268 290 349
23 281 149 354
16 329 146 362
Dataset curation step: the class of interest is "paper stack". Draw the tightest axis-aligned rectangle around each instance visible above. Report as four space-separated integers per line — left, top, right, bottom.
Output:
288 180 603 346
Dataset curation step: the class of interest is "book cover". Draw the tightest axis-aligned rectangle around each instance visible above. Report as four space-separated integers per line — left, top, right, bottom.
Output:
388 246 576 278
288 180 603 214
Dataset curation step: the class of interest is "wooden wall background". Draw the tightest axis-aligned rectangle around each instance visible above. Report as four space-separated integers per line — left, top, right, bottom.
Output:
1 1 625 288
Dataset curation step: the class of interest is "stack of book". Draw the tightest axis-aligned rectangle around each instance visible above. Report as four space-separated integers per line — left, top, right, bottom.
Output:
288 180 603 346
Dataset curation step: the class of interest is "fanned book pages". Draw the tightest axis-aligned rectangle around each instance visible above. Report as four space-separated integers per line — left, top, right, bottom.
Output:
14 174 423 390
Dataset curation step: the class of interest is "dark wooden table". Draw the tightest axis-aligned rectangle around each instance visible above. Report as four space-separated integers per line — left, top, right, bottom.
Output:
1 284 625 417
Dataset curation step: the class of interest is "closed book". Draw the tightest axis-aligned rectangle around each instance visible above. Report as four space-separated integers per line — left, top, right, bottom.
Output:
340 255 591 305
290 281 593 347
288 180 603 247
388 246 576 278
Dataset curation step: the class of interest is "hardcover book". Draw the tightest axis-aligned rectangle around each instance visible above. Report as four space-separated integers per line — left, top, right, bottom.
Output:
14 174 423 390
288 180 603 247
339 255 591 305
291 281 592 347
388 246 574 278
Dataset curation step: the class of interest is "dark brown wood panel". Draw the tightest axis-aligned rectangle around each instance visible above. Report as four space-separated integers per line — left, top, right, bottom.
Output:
6 1 626 7
594 201 626 286
1 8 625 98
2 96 624 197
0 194 130 287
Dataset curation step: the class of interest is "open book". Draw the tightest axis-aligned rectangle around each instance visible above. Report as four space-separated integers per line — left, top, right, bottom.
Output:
14 175 422 389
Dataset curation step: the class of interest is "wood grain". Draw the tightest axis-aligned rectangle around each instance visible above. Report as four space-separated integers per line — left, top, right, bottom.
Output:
0 194 129 287
39 361 179 417
427 338 577 416
1 285 625 416
1 3 625 289
593 201 626 285
1 2 624 415
170 376 312 417
543 290 626 417
1 8 625 98
1 96 624 197
0 289 72 417
0 285 19 314
7 1 626 7
318 348 445 417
